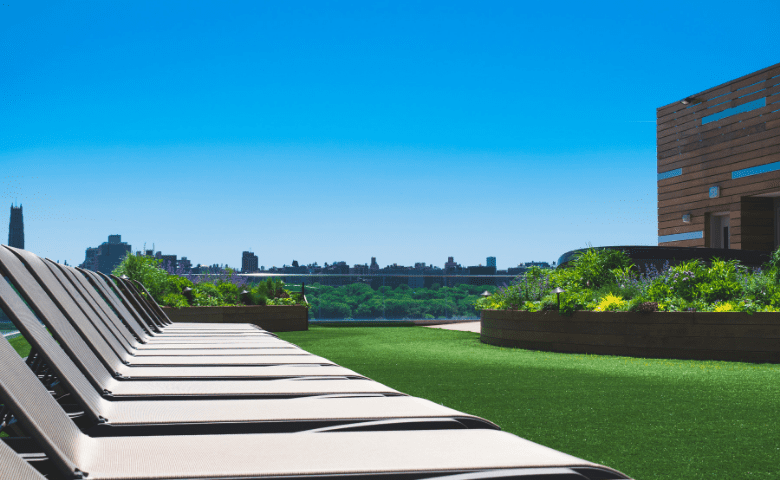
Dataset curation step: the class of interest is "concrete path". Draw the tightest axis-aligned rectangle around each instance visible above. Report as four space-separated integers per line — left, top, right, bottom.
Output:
423 321 481 333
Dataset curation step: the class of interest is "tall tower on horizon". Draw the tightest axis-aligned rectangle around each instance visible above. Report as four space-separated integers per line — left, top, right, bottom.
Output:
8 204 24 249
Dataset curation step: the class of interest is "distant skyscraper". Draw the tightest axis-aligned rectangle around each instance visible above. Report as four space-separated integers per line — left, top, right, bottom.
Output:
370 257 379 270
242 251 259 273
8 204 24 249
486 256 496 268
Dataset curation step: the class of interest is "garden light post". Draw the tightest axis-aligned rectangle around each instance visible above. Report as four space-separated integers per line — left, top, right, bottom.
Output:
552 287 564 311
182 287 193 303
240 290 249 305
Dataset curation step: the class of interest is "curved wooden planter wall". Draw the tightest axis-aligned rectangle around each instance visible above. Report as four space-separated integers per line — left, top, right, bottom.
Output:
480 310 780 363
162 305 308 332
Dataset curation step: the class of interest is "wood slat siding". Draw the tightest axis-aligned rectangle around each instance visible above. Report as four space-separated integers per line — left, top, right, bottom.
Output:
658 97 780 150
659 108 779 155
657 63 780 117
657 80 780 138
658 62 780 249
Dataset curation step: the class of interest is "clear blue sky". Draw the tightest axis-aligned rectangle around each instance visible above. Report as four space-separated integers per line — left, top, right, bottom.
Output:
1 1 778 269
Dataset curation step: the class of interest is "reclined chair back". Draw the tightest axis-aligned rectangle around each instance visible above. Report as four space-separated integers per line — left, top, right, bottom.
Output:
0 440 47 480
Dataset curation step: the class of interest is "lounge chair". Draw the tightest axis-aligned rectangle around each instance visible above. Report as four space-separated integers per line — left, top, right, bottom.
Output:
81 267 288 351
58 262 300 356
0 246 369 380
0 329 495 437
95 268 283 342
0 333 631 480
0 441 47 480
112 273 267 335
123 274 263 332
0 271 401 399
41 259 329 366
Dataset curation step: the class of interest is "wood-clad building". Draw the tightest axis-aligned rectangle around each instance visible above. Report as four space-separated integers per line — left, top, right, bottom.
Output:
657 62 780 251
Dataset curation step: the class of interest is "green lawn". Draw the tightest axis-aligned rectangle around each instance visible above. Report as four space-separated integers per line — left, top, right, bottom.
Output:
8 334 31 358
277 326 780 480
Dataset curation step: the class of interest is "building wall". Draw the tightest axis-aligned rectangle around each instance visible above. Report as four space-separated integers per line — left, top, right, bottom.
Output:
657 62 780 250
96 241 131 274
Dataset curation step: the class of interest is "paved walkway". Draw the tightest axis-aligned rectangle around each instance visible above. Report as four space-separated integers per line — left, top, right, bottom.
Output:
423 321 481 333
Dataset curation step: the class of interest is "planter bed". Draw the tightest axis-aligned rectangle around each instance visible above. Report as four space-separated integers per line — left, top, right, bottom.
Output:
480 309 780 363
162 305 308 332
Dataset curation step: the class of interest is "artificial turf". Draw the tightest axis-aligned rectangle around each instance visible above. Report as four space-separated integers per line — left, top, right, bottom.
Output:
9 334 31 358
277 325 780 480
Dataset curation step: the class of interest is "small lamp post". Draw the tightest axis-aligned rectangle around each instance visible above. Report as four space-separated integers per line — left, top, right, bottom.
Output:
240 290 249 305
182 287 193 303
552 287 564 311
480 290 491 298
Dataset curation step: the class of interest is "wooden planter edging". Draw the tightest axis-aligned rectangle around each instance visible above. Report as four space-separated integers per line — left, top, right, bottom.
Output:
480 310 780 363
162 305 308 332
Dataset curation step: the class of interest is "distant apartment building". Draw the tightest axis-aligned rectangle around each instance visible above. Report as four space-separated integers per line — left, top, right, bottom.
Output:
242 251 259 273
657 62 780 250
154 252 178 271
8 204 24 249
486 256 496 267
81 247 98 271
79 235 131 274
283 260 309 274
350 263 370 275
442 256 468 287
444 256 458 270
179 257 192 273
467 265 497 287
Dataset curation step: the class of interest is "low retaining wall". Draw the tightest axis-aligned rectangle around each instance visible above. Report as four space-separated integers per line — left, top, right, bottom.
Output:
480 310 780 363
162 306 308 332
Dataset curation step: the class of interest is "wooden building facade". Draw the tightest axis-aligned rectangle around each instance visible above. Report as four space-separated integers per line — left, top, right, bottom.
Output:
657 62 780 251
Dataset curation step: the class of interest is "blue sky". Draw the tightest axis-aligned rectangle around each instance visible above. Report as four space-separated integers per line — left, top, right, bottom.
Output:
1 0 778 269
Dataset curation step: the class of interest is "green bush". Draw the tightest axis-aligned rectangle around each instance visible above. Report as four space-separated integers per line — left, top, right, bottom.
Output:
217 282 240 305
476 245 780 315
160 293 190 308
112 254 168 299
571 247 635 289
111 255 305 309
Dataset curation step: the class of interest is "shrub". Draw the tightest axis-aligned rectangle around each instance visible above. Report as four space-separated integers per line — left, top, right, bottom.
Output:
592 293 628 312
570 247 635 289
695 259 743 304
112 254 168 299
111 254 305 308
540 295 558 311
191 283 227 306
713 301 736 312
217 282 240 305
160 293 190 308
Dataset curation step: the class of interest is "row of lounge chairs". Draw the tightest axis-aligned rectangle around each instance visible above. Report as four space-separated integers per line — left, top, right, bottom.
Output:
0 244 631 479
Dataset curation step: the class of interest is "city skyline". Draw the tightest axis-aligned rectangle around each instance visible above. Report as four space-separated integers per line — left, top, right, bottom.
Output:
2 1 778 267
